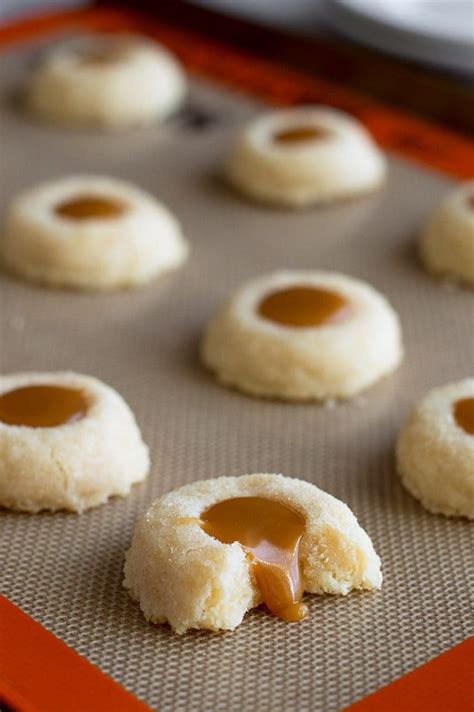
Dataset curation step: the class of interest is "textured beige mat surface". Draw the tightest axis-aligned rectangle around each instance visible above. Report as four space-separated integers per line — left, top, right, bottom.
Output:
0 34 473 712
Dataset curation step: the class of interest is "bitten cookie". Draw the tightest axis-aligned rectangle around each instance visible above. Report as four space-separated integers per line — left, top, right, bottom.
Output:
123 473 382 633
201 270 403 401
0 372 149 513
397 379 474 519
225 106 386 207
1 175 189 291
27 34 186 129
419 181 474 285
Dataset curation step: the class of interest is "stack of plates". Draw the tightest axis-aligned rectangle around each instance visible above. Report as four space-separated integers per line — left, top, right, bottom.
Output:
327 0 474 75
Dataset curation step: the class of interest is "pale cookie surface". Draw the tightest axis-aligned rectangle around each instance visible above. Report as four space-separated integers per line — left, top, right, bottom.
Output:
397 379 474 519
123 473 382 634
419 181 474 285
27 35 186 129
0 372 149 513
201 270 403 401
225 106 386 207
1 176 189 291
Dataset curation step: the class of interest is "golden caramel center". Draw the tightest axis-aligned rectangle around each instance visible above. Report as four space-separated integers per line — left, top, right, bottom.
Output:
201 497 307 622
258 286 351 328
453 397 474 435
0 385 88 428
55 194 127 220
78 44 130 66
273 125 329 143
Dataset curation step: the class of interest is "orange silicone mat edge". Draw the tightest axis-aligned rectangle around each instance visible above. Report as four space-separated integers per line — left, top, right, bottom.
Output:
342 636 474 712
0 6 473 180
0 594 153 712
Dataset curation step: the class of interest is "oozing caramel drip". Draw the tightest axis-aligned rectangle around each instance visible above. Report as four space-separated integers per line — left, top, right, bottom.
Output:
258 286 351 328
453 397 474 435
273 125 329 143
201 497 307 622
55 195 127 220
0 385 88 427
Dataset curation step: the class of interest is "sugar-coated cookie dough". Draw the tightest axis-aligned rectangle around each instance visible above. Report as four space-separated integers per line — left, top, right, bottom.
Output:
0 372 149 513
201 270 403 401
225 106 386 207
397 379 474 519
27 35 186 129
1 176 189 291
419 181 474 285
123 473 382 633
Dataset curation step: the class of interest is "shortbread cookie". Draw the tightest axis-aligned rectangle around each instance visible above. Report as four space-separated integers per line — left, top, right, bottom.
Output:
419 181 474 285
397 379 474 519
0 372 149 513
124 473 382 633
27 35 186 129
201 270 403 401
1 176 189 290
225 106 386 207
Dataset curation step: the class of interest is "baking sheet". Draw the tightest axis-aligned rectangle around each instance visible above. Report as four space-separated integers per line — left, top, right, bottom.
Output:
0 32 473 712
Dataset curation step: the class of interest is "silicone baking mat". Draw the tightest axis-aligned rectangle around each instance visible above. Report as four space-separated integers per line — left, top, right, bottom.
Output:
0 11 473 712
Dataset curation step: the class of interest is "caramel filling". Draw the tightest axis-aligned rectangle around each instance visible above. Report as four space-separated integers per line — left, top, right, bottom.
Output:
78 44 130 66
453 397 474 435
0 385 88 427
201 497 308 622
258 286 351 328
273 125 329 143
55 195 127 220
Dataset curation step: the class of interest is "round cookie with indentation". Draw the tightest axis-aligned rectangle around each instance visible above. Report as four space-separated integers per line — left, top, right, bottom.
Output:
225 106 386 207
419 181 474 285
0 372 149 513
201 270 403 401
27 35 186 129
1 176 189 291
123 473 382 633
397 379 474 519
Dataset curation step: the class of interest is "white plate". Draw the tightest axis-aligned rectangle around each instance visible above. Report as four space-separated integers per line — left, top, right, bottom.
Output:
327 0 474 75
